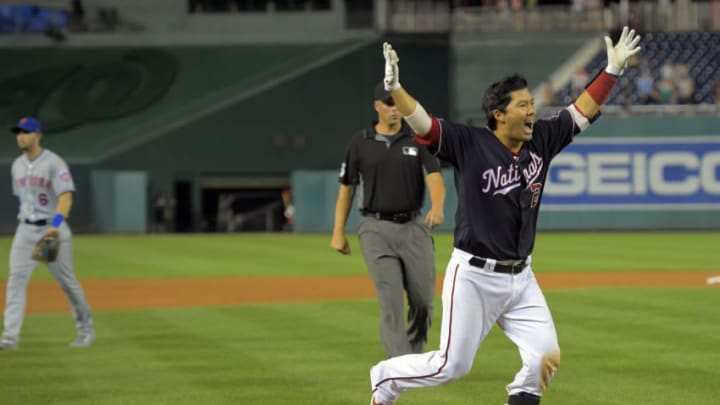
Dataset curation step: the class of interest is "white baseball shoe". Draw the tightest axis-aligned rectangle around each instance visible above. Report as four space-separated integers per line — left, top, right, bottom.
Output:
0 337 19 350
69 333 95 348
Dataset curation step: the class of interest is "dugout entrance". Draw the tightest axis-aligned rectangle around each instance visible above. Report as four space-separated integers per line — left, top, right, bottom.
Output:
197 176 291 233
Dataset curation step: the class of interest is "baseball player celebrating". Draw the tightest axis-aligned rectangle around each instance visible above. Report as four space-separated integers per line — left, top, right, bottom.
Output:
0 117 95 350
369 27 641 405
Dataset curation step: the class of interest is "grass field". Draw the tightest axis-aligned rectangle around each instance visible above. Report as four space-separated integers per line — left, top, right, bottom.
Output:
0 232 718 404
1 231 717 280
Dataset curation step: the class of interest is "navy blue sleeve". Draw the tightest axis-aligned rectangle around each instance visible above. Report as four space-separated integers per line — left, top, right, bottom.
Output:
531 109 579 160
434 119 478 169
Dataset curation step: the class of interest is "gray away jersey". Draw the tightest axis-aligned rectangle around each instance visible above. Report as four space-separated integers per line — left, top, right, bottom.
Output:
11 149 75 221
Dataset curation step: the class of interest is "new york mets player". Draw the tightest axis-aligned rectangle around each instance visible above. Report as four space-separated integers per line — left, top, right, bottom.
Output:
0 117 95 350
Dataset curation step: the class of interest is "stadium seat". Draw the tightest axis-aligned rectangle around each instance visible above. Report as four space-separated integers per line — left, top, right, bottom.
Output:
555 31 719 104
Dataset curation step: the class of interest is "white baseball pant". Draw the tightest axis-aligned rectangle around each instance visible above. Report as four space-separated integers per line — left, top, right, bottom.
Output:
370 248 560 404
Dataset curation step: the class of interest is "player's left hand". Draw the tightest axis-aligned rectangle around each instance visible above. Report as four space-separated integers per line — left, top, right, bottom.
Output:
604 26 642 76
424 209 444 229
44 227 59 238
32 234 60 263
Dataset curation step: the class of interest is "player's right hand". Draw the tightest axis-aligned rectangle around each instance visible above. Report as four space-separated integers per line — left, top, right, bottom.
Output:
330 234 351 255
424 209 444 229
383 42 401 91
604 26 641 75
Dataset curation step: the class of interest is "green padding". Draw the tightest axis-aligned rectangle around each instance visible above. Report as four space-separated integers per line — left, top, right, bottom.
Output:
0 42 355 158
53 49 178 132
0 65 80 127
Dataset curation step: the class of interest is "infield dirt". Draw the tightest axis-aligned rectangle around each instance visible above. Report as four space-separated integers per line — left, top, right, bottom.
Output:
1 271 717 314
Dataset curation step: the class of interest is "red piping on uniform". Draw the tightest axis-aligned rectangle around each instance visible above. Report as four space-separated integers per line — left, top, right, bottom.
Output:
373 263 461 390
413 116 441 149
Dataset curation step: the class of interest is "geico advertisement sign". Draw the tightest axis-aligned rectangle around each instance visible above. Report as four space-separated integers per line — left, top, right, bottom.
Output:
543 138 720 209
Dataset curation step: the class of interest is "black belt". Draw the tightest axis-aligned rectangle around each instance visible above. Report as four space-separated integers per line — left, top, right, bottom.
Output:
469 257 528 274
23 219 48 226
362 210 420 224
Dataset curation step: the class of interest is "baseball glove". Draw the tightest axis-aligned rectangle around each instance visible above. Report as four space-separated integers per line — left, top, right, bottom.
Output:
32 236 60 263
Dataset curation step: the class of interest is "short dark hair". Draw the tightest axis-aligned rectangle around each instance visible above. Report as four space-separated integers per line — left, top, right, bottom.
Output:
482 74 529 130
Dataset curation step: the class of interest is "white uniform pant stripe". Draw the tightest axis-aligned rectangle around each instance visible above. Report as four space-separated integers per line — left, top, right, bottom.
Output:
370 249 559 404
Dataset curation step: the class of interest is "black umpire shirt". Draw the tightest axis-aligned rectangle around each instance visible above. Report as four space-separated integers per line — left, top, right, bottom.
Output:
339 122 441 215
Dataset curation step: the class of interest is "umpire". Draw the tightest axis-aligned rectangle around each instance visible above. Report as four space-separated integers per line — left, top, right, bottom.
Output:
330 82 445 357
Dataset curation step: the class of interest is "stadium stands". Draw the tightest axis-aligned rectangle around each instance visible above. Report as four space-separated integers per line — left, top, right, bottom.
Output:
555 31 720 105
0 4 68 34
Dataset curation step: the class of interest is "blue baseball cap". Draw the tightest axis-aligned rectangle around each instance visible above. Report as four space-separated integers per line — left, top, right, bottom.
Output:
11 117 42 134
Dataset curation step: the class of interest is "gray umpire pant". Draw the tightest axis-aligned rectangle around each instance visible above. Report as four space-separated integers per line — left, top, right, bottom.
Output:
358 215 435 357
2 222 94 343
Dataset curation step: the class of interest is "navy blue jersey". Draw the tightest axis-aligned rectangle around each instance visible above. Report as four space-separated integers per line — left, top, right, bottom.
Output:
417 108 582 259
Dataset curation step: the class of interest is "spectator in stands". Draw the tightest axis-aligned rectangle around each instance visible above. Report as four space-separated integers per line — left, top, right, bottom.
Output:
97 7 118 31
541 79 557 106
618 0 629 25
42 6 68 41
571 0 585 13
660 58 676 83
570 67 589 98
715 74 720 104
281 188 294 232
635 67 659 104
674 64 695 104
657 0 672 27
152 192 169 233
68 0 87 32
657 76 677 104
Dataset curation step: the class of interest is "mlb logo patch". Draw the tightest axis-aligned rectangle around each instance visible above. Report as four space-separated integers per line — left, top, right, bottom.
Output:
59 170 72 182
339 162 346 178
402 146 418 156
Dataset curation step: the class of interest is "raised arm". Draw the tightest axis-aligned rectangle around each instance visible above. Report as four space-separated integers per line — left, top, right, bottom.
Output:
574 27 642 120
383 42 433 138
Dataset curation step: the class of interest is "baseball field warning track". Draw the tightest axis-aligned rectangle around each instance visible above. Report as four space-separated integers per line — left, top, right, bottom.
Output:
1 271 718 314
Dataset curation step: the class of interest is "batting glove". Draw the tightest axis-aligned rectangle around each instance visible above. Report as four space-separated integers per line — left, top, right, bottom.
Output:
604 26 642 76
383 42 401 91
